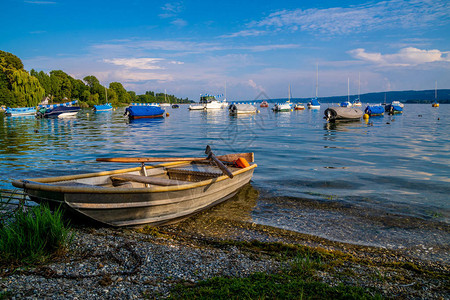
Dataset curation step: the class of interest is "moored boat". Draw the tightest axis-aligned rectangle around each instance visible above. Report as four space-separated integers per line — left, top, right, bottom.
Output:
93 103 113 112
125 105 165 119
432 81 439 107
188 104 205 110
324 106 363 122
364 105 384 116
260 101 269 107
12 147 257 227
36 105 81 118
229 104 258 115
272 102 292 112
307 98 320 109
5 106 36 116
294 103 305 110
385 101 403 114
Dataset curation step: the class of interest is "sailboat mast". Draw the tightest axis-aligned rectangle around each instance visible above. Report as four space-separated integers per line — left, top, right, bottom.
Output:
435 81 437 100
347 77 350 102
315 63 319 98
289 84 291 101
105 86 107 104
358 72 360 100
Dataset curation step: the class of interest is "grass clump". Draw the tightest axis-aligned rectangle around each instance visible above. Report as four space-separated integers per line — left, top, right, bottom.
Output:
169 271 381 299
0 204 73 265
169 251 382 300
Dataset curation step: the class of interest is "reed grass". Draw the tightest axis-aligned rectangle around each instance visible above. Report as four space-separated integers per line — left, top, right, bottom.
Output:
0 202 73 265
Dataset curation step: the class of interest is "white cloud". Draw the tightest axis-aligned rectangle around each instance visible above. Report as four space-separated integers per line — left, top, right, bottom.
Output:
227 0 449 37
248 79 265 92
348 47 450 66
171 18 187 27
24 1 56 4
103 58 164 70
221 29 268 38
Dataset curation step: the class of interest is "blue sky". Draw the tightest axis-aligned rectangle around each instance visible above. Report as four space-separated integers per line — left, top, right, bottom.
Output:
1 0 449 100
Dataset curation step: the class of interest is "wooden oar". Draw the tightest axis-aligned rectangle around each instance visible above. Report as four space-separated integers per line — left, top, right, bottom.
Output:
205 145 234 179
96 152 254 163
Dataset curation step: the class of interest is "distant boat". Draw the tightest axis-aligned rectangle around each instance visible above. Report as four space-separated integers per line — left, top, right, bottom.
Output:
93 103 113 112
340 77 353 108
94 87 113 112
294 103 305 110
385 101 403 114
273 84 293 112
272 102 292 112
5 106 36 116
353 73 362 107
229 103 258 115
260 101 269 107
307 64 321 109
364 105 384 116
307 98 320 109
36 100 80 118
324 107 363 122
197 95 222 110
432 81 439 107
124 105 165 119
188 104 205 110
36 105 81 118
172 104 179 109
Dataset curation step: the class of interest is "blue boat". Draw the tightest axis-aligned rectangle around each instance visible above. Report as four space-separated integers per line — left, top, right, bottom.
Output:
5 107 36 116
93 103 113 112
364 105 384 116
125 105 165 119
385 101 403 114
307 98 320 109
36 105 81 118
340 100 352 107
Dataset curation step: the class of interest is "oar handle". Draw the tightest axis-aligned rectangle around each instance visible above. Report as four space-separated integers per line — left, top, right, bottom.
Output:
205 146 234 179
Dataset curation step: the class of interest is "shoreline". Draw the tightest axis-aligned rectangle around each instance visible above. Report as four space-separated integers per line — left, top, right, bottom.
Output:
1 215 448 299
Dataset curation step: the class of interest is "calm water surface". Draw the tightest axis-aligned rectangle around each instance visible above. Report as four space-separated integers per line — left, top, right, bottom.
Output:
1 104 449 262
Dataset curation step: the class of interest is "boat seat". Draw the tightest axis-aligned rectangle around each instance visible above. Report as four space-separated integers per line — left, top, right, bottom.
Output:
110 174 191 186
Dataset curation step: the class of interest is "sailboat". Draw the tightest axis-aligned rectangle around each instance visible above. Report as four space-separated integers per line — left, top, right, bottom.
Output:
340 78 352 107
353 73 362 107
160 89 171 107
272 84 293 112
432 81 439 107
307 64 320 109
93 87 113 112
221 82 228 108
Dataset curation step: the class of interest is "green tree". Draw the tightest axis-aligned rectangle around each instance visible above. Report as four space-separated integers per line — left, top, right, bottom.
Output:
127 91 136 103
10 70 45 107
49 70 72 101
109 82 130 104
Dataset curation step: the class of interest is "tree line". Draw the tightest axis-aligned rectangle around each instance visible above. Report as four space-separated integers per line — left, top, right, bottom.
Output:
0 51 189 108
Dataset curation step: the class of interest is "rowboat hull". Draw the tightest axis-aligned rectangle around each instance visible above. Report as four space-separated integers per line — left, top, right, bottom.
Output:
12 161 257 227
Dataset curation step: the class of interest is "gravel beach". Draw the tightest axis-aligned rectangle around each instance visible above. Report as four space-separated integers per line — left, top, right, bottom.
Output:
1 188 449 299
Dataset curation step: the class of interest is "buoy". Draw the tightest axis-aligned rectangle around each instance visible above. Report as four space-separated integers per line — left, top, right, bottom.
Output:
363 114 369 119
87 113 89 116
166 113 169 117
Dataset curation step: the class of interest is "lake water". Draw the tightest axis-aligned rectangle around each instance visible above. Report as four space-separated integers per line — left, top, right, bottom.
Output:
1 103 449 263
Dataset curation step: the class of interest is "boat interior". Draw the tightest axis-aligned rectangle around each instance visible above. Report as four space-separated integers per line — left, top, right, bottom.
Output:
45 161 242 189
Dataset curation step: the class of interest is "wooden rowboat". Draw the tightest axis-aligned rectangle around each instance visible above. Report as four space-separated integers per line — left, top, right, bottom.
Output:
12 150 256 227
